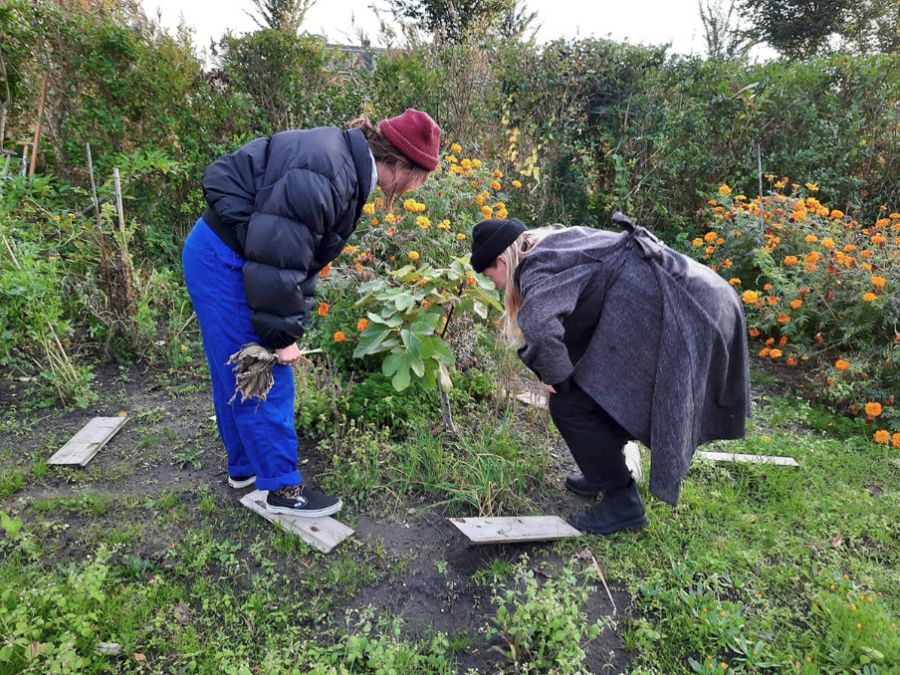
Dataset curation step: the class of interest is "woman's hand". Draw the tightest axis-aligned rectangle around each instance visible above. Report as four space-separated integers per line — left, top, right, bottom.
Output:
543 383 557 395
275 344 302 366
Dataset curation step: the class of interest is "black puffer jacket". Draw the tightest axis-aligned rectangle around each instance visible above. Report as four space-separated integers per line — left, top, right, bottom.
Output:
201 127 373 349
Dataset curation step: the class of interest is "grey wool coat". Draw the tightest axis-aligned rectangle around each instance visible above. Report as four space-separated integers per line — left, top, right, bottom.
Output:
515 214 751 505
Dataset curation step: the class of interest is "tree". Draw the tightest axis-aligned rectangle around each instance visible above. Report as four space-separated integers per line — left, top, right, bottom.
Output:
246 0 313 34
699 0 755 59
738 0 898 58
387 0 518 44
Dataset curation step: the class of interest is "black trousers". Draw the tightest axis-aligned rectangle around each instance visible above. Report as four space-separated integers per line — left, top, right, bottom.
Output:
548 382 633 491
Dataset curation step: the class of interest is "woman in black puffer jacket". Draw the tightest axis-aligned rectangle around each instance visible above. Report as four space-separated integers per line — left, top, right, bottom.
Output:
182 110 441 518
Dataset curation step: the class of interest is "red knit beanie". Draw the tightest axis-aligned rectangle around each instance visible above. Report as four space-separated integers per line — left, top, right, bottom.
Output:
379 108 442 171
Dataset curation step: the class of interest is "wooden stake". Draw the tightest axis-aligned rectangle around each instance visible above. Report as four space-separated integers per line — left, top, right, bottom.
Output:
1 231 20 270
112 167 136 322
28 74 48 177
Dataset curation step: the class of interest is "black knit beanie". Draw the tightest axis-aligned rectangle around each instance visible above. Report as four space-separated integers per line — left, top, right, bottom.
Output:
470 218 527 273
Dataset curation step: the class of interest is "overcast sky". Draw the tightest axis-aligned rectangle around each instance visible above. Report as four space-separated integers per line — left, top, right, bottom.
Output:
143 0 746 60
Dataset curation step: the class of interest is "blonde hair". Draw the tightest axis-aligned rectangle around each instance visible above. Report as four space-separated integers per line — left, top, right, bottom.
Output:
499 225 564 344
349 115 431 211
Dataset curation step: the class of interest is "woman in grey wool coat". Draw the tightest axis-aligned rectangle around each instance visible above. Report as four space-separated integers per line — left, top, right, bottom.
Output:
470 213 751 535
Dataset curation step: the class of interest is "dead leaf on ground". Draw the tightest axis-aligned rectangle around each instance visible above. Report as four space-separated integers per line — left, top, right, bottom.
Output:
865 483 883 497
174 603 192 626
831 533 844 548
133 653 146 662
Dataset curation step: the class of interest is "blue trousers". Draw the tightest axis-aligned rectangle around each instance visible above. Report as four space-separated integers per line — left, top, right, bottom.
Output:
182 218 302 491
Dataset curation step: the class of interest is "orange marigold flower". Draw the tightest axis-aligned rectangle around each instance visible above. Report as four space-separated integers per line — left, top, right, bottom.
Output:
741 290 759 304
749 328 760 337
790 299 803 309
804 234 818 243
830 210 844 219
767 296 778 306
763 283 773 291
704 231 718 243
490 180 502 191
357 318 369 332
873 430 889 444
864 402 882 417
759 348 771 358
871 234 887 245
766 337 775 346
835 359 850 371
805 252 821 264
822 237 835 249
862 292 877 302
716 237 725 246
871 276 886 288
779 336 789 347
319 264 331 278
777 314 791 324
728 278 741 286
892 433 900 449
784 255 798 267
691 238 703 247
317 302 330 317
333 331 346 343
769 348 783 359
786 356 798 367
859 249 874 259
718 184 732 196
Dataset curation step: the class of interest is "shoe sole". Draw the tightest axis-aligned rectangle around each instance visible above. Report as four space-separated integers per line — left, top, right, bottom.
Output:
228 476 256 489
265 500 343 518
568 515 648 535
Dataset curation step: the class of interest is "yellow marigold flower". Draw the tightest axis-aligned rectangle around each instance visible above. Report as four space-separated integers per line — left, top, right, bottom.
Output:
892 433 900 449
728 278 741 286
704 231 718 243
438 219 451 230
769 348 783 359
692 238 704 247
407 251 420 261
871 234 887 245
416 216 431 229
873 430 889 444
490 180 502 191
822 238 835 249
456 233 466 241
496 209 509 219
362 203 375 216
511 179 522 189
460 158 472 170
472 159 482 169
790 299 802 309
741 290 759 304
333 331 346 343
830 210 844 219
871 276 886 288
804 234 818 243
777 314 790 324
449 165 464 175
835 359 850 371
385 213 397 223
357 318 369 332
481 206 493 219
450 143 462 155
862 292 877 302
343 245 359 255
805 182 818 192
865 402 882 417
718 184 732 196
784 255 798 267
446 155 458 164
403 198 418 212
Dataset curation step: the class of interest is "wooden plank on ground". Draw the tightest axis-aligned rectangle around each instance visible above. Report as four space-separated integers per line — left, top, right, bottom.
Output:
696 451 799 467
450 516 582 544
515 391 547 409
239 490 354 553
48 416 128 466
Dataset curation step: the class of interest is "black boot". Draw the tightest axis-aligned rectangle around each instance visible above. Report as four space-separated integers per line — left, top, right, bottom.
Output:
567 479 647 534
564 473 604 498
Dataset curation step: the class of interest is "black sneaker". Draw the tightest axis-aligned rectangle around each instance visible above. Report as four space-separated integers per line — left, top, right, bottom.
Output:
266 484 343 518
228 475 256 489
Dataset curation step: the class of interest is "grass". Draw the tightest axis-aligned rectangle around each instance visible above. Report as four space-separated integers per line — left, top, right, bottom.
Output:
0 373 897 673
